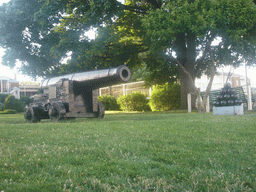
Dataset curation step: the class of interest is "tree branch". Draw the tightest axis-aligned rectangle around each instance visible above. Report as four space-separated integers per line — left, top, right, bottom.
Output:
166 51 178 64
195 39 212 76
145 0 162 8
202 49 215 112
121 4 147 14
167 52 197 91
176 59 199 92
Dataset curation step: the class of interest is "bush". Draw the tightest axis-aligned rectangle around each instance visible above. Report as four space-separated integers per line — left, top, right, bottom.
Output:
19 96 33 107
0 94 9 110
0 93 9 103
3 95 24 112
97 95 120 110
0 109 17 114
117 92 151 112
149 83 181 111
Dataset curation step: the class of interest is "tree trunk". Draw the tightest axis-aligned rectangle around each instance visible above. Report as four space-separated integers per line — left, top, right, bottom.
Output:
179 68 196 109
202 51 215 112
176 33 197 109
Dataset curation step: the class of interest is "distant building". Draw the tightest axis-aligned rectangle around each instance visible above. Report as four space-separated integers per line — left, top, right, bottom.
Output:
0 76 40 99
19 84 40 97
0 76 19 95
195 72 247 92
10 87 20 99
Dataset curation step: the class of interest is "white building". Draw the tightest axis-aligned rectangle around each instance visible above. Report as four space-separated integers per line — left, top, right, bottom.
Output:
10 87 20 99
0 76 20 96
19 84 40 98
195 72 247 92
195 72 254 110
0 76 40 99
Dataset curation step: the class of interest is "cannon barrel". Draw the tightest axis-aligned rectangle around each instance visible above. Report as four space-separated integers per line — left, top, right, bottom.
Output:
41 65 131 89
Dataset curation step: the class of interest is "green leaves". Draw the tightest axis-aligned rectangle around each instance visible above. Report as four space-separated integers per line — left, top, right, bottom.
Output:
142 0 256 79
143 0 216 48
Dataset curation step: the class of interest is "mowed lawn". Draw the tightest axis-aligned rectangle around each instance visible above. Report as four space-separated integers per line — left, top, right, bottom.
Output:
0 112 255 191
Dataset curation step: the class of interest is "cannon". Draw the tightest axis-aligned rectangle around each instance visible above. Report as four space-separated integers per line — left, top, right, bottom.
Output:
24 65 131 123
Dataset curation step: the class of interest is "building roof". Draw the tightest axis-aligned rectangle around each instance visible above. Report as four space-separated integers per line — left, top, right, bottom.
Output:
12 87 20 90
215 72 244 78
0 76 19 83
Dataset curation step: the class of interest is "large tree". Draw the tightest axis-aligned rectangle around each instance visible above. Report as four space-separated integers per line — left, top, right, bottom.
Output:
0 0 178 74
142 0 256 109
0 0 60 77
1 0 256 109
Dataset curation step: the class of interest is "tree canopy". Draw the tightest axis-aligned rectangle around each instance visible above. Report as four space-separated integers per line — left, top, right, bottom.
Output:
1 0 256 108
142 0 256 108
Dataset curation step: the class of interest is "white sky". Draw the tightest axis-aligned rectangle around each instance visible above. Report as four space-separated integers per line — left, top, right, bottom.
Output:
0 0 8 5
0 0 256 86
0 0 34 82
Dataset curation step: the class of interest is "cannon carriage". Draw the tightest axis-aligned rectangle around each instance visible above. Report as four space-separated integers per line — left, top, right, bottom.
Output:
24 65 131 122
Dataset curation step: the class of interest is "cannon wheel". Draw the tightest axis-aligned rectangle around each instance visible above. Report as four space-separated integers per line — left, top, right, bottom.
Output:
25 107 41 123
48 103 66 122
96 102 105 119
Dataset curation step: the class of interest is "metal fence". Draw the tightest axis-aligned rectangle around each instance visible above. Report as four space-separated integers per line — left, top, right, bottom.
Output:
99 81 151 98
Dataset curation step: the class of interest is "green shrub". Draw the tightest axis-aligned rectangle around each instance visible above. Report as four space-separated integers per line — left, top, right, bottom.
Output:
3 95 24 112
0 93 9 103
0 102 3 111
98 95 120 110
0 94 9 110
19 96 33 107
149 83 181 111
0 109 17 114
117 92 151 112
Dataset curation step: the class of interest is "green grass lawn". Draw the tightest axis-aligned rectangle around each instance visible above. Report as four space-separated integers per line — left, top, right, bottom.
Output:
0 112 256 191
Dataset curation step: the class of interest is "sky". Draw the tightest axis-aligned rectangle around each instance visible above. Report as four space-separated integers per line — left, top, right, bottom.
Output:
0 0 256 86
0 0 34 82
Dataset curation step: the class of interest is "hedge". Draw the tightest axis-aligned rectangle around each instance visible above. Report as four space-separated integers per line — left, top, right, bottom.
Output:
117 92 151 112
149 83 181 111
97 95 120 110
